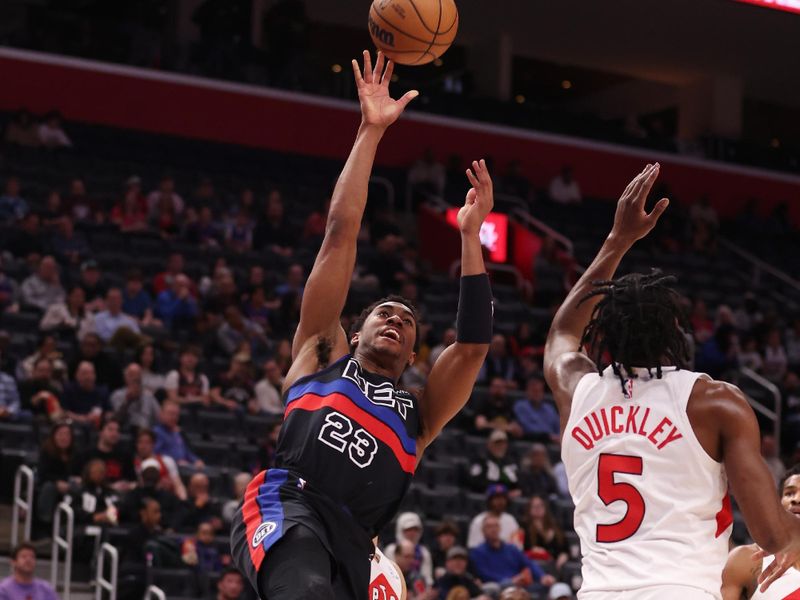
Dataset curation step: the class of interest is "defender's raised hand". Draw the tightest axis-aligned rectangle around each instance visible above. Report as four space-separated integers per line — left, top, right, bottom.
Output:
352 50 418 130
610 163 669 245
458 159 494 236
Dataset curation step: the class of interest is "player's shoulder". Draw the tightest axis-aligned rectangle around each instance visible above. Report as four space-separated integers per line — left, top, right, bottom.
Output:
723 543 761 594
688 376 751 417
727 543 761 565
544 351 596 410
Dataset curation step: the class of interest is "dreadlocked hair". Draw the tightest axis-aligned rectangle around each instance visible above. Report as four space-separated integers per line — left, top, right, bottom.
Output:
578 270 690 394
349 295 421 353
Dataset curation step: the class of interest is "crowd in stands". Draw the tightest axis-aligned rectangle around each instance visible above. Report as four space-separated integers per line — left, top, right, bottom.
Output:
0 109 798 599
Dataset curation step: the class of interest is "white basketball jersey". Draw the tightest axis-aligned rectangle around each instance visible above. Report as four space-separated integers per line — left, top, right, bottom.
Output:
370 548 405 600
562 366 731 597
751 556 800 599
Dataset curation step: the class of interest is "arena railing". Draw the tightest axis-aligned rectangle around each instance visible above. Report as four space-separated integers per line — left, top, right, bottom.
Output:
739 366 782 451
51 501 74 600
718 237 800 298
144 585 167 600
95 543 118 600
11 464 34 547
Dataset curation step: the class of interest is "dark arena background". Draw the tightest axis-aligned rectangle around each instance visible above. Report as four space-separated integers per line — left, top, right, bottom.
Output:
0 0 799 599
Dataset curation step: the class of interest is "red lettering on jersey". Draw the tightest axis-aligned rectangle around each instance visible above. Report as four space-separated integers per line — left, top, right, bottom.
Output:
647 417 671 446
370 574 398 600
657 426 683 450
610 405 623 433
637 408 651 437
572 426 594 450
584 415 603 441
625 406 640 433
599 408 611 436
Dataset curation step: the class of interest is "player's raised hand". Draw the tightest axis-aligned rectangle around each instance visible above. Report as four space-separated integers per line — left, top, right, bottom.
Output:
457 159 494 236
755 544 800 592
352 50 418 130
609 163 669 245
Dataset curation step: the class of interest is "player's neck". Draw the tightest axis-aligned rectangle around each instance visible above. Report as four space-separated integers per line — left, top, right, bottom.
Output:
354 352 401 383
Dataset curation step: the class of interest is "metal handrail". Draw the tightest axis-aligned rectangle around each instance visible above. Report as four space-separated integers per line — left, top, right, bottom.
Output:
95 543 118 600
511 207 575 256
51 501 74 600
144 585 167 600
719 237 800 294
11 465 34 547
369 176 395 211
740 366 782 451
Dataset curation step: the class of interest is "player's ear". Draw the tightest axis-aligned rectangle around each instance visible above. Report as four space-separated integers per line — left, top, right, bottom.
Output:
407 351 416 367
350 332 360 347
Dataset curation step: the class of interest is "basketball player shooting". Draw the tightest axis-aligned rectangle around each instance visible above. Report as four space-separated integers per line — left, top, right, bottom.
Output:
722 465 800 599
543 163 800 600
231 50 494 600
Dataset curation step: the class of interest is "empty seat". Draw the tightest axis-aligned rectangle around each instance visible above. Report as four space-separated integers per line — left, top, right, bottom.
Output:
417 487 463 519
150 568 199 597
0 422 37 450
191 440 234 467
197 410 239 437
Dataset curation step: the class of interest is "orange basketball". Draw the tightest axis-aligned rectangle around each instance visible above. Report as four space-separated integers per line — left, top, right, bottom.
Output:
368 0 458 66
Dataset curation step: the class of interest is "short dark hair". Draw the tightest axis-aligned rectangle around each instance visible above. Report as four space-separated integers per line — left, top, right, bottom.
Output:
218 567 243 583
579 270 690 394
137 428 156 443
779 464 800 494
349 295 421 353
11 542 36 560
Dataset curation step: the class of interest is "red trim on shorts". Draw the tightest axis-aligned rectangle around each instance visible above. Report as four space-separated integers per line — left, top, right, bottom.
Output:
715 493 733 538
243 471 268 569
284 392 416 473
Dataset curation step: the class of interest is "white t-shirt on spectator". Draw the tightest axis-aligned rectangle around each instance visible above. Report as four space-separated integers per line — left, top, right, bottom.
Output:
38 123 72 148
549 175 582 204
467 511 520 548
254 378 284 415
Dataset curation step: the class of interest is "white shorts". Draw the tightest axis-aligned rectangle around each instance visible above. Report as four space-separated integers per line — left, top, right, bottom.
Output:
579 585 718 600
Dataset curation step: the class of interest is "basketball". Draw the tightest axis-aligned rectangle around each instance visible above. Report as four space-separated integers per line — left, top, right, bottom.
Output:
368 0 458 66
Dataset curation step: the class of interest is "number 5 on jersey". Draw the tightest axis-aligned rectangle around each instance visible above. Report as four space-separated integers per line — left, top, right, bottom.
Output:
596 453 645 543
318 411 379 468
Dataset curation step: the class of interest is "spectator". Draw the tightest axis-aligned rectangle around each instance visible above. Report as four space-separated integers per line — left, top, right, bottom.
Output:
468 429 520 493
203 266 239 314
499 160 531 203
69 332 123 391
118 458 180 527
763 328 788 383
302 196 330 240
72 417 136 491
213 568 245 600
181 521 223 572
184 205 222 247
474 378 523 437
211 354 255 412
155 274 199 330
94 288 142 343
430 520 460 579
243 286 271 332
78 260 108 310
154 400 204 468
18 358 63 420
0 262 20 313
111 363 161 430
119 498 169 579
69 459 119 528
61 361 109 425
121 269 156 322
467 485 521 549
253 358 285 415
138 344 167 396
7 212 44 260
433 546 489 600
0 543 58 600
217 305 268 357
134 431 183 493
3 109 40 147
275 263 305 299
408 148 446 200
36 422 75 519
40 285 96 338
522 496 569 572
548 583 574 600
65 179 94 222
513 377 560 442
0 371 21 421
165 346 211 406
518 444 558 498
41 190 66 225
253 189 295 256
51 216 89 265
38 110 72 148
479 335 519 387
224 211 254 253
385 512 434 586
394 539 434 600
153 252 190 296
174 472 222 532
17 334 66 381
20 256 65 312
502 588 533 600
222 472 252 525
548 166 581 205
469 515 554 594
146 175 184 221
110 177 148 232
761 434 786 484
0 176 28 222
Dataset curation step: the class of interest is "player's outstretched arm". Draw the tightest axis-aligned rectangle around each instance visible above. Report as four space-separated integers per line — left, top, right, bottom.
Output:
543 163 669 416
287 51 418 385
418 160 493 448
720 544 759 600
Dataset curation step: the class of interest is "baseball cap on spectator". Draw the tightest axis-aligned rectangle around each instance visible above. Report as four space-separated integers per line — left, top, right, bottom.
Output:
396 512 422 531
446 546 468 560
549 583 574 600
488 429 508 443
486 483 508 499
140 458 160 472
81 259 99 272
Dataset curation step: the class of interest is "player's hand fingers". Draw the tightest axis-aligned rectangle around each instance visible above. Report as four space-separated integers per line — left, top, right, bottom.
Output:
477 159 493 188
758 557 789 591
373 51 384 81
626 164 654 205
363 50 373 84
621 164 649 199
381 59 394 85
352 59 364 86
396 90 419 109
647 197 669 222
466 168 480 188
635 163 660 208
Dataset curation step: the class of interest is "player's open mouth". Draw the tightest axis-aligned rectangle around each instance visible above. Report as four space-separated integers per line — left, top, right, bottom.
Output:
790 506 800 515
380 328 402 343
